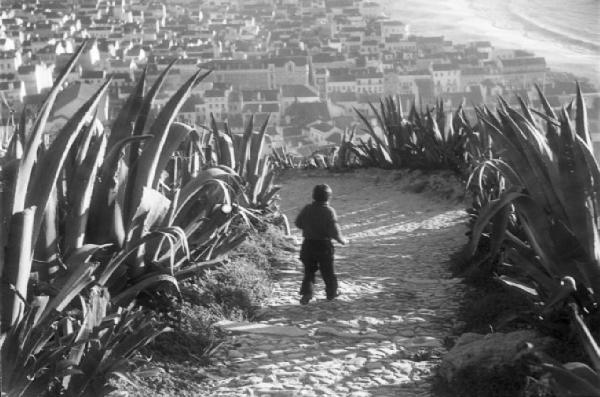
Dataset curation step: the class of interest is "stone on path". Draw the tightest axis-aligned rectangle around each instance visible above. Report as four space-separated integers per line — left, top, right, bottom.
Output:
215 320 309 337
315 327 387 340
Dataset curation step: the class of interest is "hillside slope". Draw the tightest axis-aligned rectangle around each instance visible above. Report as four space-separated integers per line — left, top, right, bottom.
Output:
201 169 468 396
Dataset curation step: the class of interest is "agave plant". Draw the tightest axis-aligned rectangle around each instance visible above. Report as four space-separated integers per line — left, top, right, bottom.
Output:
270 146 303 169
517 283 600 397
206 113 281 210
1 287 169 397
466 85 600 316
0 41 273 394
353 97 476 174
458 89 600 397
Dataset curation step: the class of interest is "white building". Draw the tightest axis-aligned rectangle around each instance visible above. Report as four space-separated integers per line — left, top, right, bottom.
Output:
431 63 461 94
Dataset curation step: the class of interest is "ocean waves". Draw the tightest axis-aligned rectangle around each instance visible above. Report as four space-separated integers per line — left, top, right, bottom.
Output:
507 0 600 53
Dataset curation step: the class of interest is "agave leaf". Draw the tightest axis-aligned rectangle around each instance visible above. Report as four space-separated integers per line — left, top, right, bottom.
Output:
237 114 254 176
517 96 535 125
248 114 270 185
65 287 110 382
252 156 270 203
557 111 596 252
488 202 510 259
111 273 179 304
1 207 36 331
259 170 276 201
369 101 391 148
216 124 236 169
575 82 592 148
123 187 172 277
73 117 97 169
12 41 88 214
35 261 99 326
34 185 58 281
27 79 112 243
551 220 600 293
568 303 600 372
355 107 386 150
111 371 137 387
103 318 171 368
535 84 558 119
97 228 186 287
16 104 27 146
6 130 23 161
134 187 171 232
64 132 108 254
259 186 281 209
542 362 600 397
209 113 223 163
467 189 524 256
87 135 152 245
150 122 194 188
174 168 233 221
64 244 112 271
484 159 523 187
202 226 242 260
128 70 211 227
575 135 600 222
124 60 179 221
132 61 176 140
563 362 600 389
482 113 568 221
107 66 147 151
498 275 539 298
505 247 555 296
515 196 562 276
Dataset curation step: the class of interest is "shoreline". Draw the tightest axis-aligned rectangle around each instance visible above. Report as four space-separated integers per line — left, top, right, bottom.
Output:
379 0 600 85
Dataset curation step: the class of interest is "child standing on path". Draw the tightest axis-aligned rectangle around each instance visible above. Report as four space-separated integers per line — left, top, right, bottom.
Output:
295 184 347 305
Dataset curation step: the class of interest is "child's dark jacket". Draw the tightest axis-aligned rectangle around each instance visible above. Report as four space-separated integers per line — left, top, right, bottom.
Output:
295 202 342 242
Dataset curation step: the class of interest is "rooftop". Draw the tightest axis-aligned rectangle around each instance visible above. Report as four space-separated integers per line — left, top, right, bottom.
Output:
281 84 319 98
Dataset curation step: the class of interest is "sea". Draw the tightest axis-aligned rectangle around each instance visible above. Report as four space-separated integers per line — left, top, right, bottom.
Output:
384 0 600 85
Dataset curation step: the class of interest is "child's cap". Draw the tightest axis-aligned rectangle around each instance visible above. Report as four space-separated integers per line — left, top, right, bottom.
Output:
313 184 332 202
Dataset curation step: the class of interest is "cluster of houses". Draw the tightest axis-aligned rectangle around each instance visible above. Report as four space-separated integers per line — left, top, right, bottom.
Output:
0 0 598 155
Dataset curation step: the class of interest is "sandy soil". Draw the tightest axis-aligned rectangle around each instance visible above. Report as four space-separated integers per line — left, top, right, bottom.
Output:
196 169 468 396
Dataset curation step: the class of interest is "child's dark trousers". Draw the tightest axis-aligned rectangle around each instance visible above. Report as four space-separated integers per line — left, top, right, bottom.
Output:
299 239 338 299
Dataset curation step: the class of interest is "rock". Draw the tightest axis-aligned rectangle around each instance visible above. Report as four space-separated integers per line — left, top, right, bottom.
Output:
406 316 427 323
261 392 296 397
228 350 243 359
315 327 362 339
405 336 443 348
397 329 415 337
214 320 308 337
348 357 367 367
365 361 384 370
390 360 414 375
439 330 554 388
285 353 306 359
247 376 264 384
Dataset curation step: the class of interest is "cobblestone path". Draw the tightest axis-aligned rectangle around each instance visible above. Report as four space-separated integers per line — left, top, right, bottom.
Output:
204 170 467 396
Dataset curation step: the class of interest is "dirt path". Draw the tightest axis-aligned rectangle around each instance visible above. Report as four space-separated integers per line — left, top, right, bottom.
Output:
204 169 467 396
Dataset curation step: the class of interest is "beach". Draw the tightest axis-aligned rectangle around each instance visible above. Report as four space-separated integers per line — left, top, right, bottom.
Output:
383 0 600 85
